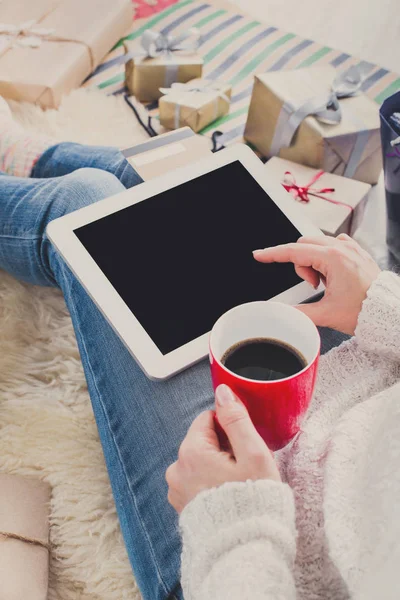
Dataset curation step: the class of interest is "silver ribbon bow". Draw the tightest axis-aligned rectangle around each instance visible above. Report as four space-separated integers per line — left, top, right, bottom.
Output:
136 27 201 88
160 81 230 129
270 65 366 156
0 20 55 51
141 27 201 59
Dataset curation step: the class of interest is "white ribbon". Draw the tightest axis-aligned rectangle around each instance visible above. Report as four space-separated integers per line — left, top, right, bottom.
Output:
138 27 201 88
0 20 55 52
160 82 230 129
140 27 201 59
269 65 373 178
270 65 367 156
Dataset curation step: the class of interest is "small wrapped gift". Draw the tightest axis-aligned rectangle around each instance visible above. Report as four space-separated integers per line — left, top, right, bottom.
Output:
244 65 382 185
0 474 51 600
264 157 371 236
124 28 203 103
0 0 132 109
122 127 210 180
158 79 231 132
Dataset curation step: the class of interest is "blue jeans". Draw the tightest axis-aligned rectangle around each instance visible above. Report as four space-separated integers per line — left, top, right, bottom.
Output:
0 142 348 599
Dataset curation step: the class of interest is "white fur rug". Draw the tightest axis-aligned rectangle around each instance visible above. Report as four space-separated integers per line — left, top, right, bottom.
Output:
0 89 154 599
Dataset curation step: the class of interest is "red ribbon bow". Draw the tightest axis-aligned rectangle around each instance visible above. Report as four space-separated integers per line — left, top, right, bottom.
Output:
282 170 353 211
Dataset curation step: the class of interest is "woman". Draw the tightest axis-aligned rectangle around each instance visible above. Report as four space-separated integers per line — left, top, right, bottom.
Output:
0 97 397 599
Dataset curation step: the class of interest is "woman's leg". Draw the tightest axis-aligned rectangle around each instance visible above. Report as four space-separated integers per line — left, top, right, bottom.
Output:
32 142 143 189
0 167 211 599
52 258 212 600
0 166 348 599
0 168 125 285
0 98 142 189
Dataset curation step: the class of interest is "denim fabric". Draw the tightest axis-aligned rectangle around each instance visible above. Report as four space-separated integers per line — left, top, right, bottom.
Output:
32 142 142 189
0 142 349 599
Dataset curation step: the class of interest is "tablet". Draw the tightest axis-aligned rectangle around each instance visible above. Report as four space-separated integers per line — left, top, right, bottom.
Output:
47 145 324 380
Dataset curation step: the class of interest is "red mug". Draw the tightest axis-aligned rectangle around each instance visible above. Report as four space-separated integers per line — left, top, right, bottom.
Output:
209 301 320 451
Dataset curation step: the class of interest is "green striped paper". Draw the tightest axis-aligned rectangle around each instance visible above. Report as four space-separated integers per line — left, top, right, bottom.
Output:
84 0 400 145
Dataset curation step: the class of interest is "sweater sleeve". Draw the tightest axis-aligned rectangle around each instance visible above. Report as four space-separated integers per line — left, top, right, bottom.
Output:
355 271 400 360
179 480 297 600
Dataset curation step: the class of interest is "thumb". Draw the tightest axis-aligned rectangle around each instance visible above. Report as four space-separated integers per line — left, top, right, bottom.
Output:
186 410 220 449
215 384 267 459
296 298 330 328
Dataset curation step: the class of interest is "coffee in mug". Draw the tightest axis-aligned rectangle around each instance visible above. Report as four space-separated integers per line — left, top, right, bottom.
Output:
221 337 307 381
209 301 320 450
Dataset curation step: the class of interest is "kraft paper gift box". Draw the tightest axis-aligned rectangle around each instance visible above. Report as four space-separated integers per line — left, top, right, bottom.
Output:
264 157 371 236
124 29 203 103
0 474 51 600
158 79 231 132
0 0 132 109
121 127 210 180
244 65 382 185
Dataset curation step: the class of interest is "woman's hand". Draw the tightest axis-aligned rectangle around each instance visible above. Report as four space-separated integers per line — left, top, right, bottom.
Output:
253 234 381 335
166 384 280 514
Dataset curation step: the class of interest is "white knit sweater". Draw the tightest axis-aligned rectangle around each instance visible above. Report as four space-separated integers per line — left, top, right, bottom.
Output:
180 271 400 600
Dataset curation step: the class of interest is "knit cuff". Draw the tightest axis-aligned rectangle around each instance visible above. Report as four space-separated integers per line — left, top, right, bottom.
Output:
180 479 295 543
356 271 400 360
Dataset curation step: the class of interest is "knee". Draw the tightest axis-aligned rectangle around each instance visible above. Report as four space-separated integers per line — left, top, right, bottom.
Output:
49 168 125 220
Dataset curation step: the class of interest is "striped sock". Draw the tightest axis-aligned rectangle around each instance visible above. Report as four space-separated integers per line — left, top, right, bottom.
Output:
0 126 54 177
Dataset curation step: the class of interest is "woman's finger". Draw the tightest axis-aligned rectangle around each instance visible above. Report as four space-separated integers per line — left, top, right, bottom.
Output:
295 265 321 289
297 235 338 247
253 243 329 276
336 233 367 256
184 411 220 449
215 385 267 460
300 234 361 253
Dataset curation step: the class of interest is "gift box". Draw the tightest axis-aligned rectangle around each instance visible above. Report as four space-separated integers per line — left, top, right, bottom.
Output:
0 474 51 600
0 0 132 109
158 79 231 133
121 127 210 180
244 65 382 185
124 28 203 103
264 157 371 236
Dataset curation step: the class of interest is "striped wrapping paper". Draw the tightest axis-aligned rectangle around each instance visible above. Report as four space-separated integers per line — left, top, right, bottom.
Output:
83 0 400 147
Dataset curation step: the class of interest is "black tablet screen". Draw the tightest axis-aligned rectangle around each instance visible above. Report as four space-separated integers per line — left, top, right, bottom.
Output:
74 161 301 355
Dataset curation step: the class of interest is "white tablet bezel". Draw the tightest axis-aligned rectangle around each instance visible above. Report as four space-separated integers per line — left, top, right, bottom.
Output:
47 144 324 381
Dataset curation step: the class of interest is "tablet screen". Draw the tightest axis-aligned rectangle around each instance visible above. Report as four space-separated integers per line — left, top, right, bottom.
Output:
74 161 301 355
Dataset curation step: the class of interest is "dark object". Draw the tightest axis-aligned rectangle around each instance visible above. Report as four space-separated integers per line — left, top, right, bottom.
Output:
221 337 307 381
211 131 226 152
124 95 224 153
380 91 400 262
74 161 302 355
124 94 158 137
389 112 400 135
